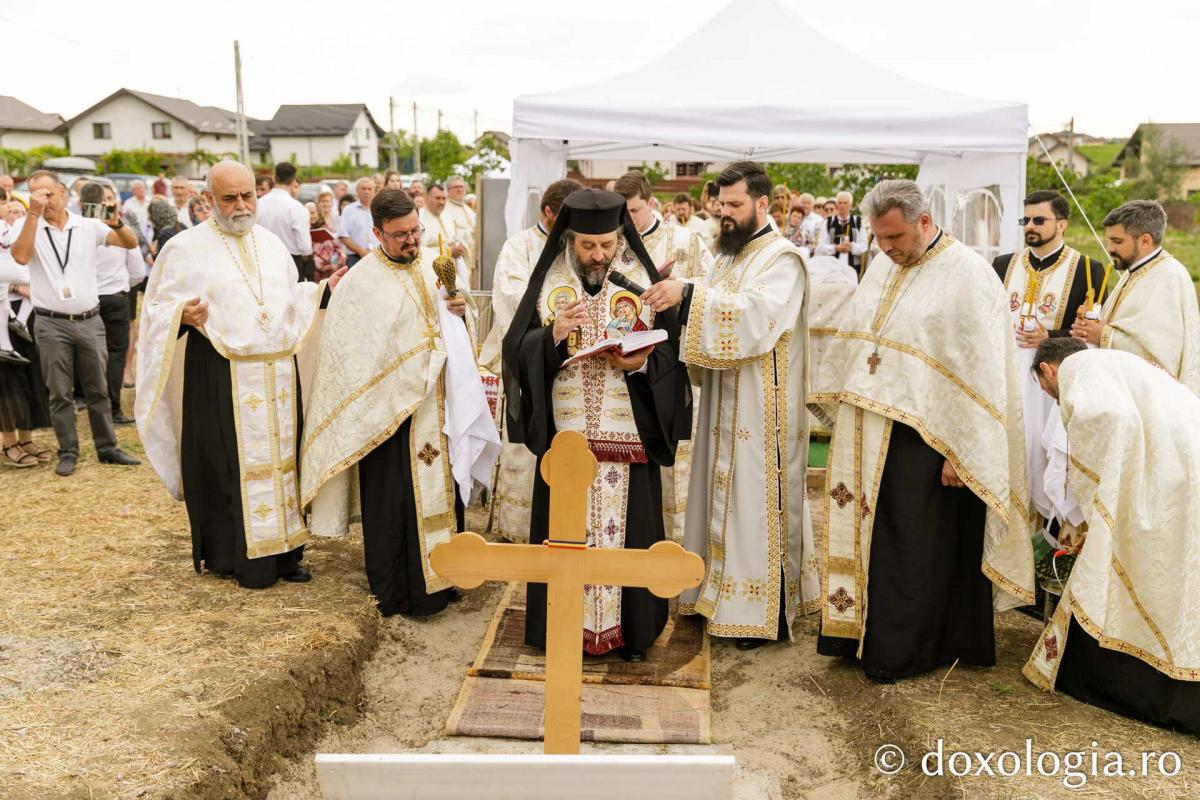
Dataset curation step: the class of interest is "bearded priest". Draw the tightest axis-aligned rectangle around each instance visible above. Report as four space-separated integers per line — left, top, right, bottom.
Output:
1071 200 1200 393
810 179 1035 682
136 161 345 589
644 160 820 650
301 189 499 617
477 178 582 544
502 188 691 661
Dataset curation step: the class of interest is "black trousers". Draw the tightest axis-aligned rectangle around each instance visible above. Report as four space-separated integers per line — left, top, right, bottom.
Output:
292 254 315 282
98 292 130 415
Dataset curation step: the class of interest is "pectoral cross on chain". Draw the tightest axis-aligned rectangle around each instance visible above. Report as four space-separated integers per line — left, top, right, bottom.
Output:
867 349 882 375
428 430 704 755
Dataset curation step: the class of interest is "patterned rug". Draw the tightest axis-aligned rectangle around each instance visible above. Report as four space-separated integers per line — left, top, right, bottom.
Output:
445 582 711 744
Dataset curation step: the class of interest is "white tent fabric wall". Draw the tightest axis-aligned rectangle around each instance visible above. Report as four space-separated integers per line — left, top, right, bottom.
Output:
504 0 1028 258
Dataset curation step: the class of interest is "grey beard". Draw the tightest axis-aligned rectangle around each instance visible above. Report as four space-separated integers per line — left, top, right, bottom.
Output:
582 266 606 292
214 209 256 236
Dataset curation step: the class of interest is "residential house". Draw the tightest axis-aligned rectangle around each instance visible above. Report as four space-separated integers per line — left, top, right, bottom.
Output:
258 104 383 168
62 88 247 174
1027 130 1106 176
1114 123 1200 197
0 96 66 151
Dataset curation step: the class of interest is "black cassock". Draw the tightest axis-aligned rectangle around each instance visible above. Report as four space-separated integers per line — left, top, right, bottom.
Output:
511 283 691 654
817 422 994 680
1056 618 1200 735
180 330 303 589
357 416 463 617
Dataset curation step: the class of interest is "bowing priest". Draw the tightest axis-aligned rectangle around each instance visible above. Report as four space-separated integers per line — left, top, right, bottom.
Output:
502 188 691 661
614 170 714 542
810 179 1035 683
301 189 499 617
1071 200 1200 393
644 160 820 650
478 178 582 544
993 191 1104 574
1024 338 1200 734
136 161 344 589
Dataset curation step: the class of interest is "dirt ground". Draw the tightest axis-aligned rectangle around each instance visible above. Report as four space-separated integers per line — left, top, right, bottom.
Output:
5 404 1198 799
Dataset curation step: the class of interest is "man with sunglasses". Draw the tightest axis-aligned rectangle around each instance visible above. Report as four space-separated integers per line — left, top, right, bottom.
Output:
992 191 1104 582
301 188 499 618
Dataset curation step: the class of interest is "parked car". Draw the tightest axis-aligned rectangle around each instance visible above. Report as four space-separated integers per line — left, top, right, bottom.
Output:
298 182 325 204
104 173 158 202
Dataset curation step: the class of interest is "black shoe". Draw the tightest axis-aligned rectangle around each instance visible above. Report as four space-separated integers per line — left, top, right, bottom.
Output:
617 646 646 663
735 637 772 651
208 568 235 580
281 567 312 583
0 349 30 366
55 455 77 477
8 318 32 343
112 412 136 426
866 673 897 685
447 587 463 603
98 448 141 466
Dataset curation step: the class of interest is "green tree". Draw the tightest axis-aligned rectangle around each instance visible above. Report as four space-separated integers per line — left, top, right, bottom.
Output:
420 130 470 182
96 148 169 174
635 161 668 186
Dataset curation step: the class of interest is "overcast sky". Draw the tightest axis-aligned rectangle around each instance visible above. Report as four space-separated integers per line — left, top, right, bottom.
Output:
4 0 1197 145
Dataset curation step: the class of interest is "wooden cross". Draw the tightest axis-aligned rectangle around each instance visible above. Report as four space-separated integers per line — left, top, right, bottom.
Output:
867 350 881 374
430 430 705 755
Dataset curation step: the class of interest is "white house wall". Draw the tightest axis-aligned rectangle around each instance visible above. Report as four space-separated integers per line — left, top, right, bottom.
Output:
269 136 349 167
68 94 200 156
0 130 67 151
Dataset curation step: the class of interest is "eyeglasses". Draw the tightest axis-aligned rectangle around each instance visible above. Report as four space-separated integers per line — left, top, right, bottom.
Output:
379 225 424 243
1019 216 1059 226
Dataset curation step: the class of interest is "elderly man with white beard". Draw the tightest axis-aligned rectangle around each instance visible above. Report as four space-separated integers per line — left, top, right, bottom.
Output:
135 161 346 589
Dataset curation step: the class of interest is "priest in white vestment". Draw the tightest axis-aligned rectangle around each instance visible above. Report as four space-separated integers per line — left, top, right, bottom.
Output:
992 191 1105 574
478 178 582 544
614 171 714 544
503 188 692 661
136 161 341 589
1072 200 1200 394
644 161 820 650
419 183 472 288
1024 340 1200 734
301 189 499 616
810 180 1035 681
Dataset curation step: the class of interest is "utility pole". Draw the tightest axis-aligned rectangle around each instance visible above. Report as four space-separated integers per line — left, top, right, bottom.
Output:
388 96 398 171
412 101 422 176
233 40 249 164
437 109 443 132
1066 116 1075 174
473 109 479 142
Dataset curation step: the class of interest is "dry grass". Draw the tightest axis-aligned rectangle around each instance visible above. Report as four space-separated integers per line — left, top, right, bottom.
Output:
0 394 379 799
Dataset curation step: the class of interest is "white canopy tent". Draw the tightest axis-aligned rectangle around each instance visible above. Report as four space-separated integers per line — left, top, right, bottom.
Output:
505 0 1028 260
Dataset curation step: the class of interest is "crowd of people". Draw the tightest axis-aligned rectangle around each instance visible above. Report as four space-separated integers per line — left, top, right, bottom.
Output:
3 152 1199 743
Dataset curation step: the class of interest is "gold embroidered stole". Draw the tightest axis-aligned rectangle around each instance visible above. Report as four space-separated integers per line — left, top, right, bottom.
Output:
1002 246 1081 330
537 250 656 652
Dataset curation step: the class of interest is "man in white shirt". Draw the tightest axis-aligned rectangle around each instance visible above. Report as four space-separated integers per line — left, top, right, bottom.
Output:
171 176 193 229
338 177 377 267
255 162 314 281
816 190 869 276
10 170 142 476
121 180 152 242
83 182 146 425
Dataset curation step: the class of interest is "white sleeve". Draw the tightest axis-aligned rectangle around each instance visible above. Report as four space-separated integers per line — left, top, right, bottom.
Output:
89 218 111 249
294 204 313 255
815 222 836 256
125 244 147 287
850 220 869 256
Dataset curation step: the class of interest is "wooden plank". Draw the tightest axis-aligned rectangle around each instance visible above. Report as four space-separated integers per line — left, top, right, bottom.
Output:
316 754 734 800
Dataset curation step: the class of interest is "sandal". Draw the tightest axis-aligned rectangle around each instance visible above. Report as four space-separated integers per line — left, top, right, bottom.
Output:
19 441 52 463
2 444 39 468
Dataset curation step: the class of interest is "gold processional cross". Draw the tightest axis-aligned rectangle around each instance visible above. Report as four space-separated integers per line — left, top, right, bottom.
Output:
430 430 705 755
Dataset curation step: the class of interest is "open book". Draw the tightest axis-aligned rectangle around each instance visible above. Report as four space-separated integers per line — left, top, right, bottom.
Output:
561 328 667 368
